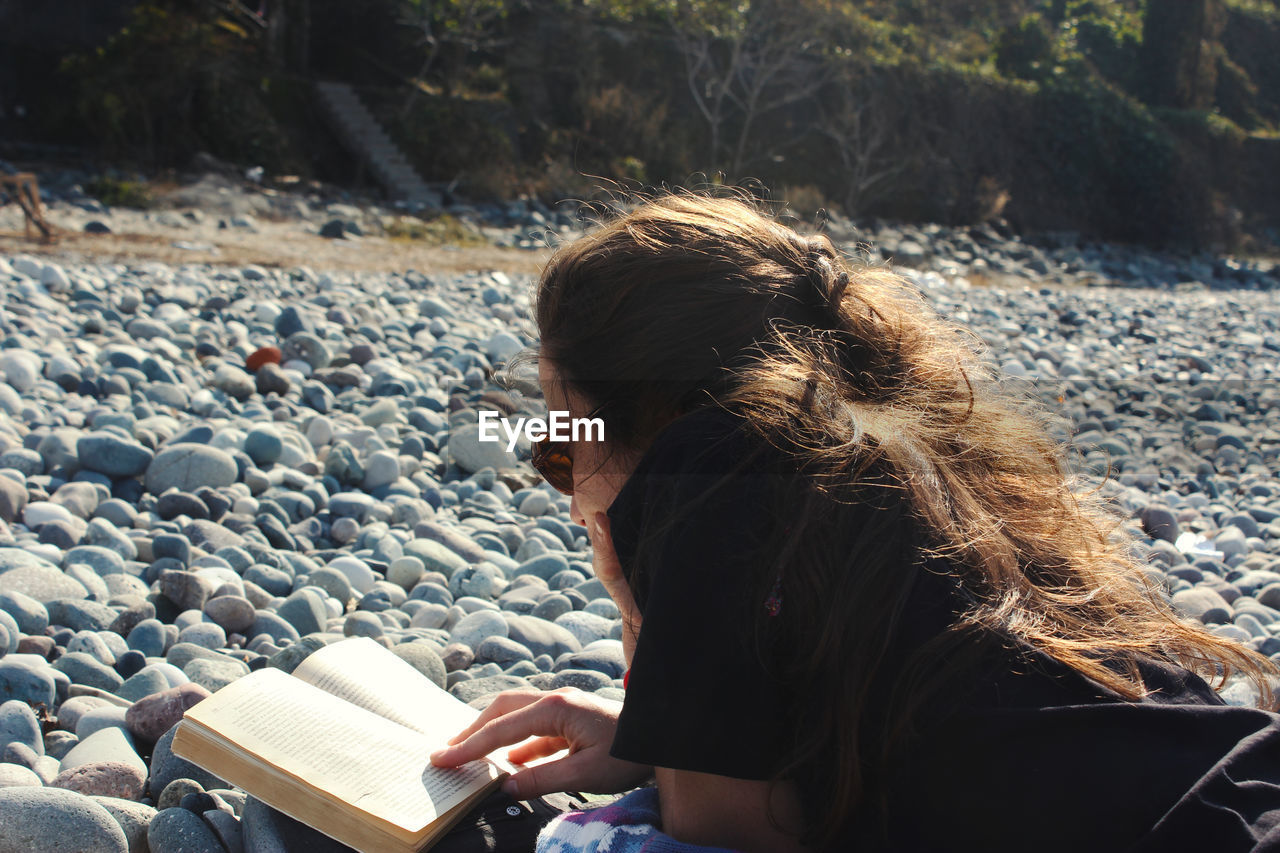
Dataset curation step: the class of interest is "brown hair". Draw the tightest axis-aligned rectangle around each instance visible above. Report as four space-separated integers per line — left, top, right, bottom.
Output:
530 191 1279 849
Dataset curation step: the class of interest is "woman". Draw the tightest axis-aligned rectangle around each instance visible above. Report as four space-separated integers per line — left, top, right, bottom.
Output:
431 193 1280 852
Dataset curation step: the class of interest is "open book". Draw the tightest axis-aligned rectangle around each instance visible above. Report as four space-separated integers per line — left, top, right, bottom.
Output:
172 637 521 852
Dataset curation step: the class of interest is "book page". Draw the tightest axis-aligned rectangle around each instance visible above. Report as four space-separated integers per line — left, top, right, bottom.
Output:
180 667 498 832
291 638 480 743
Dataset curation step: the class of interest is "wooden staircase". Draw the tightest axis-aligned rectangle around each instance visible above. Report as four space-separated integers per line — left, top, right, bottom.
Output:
314 81 438 207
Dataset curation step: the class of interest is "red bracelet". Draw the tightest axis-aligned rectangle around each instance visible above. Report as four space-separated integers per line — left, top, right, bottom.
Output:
623 668 631 690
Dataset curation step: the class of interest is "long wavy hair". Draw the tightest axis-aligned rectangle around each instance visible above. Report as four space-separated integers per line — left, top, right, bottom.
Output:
530 192 1279 849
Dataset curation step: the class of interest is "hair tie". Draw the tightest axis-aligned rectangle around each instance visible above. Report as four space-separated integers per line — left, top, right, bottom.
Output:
801 247 850 321
803 248 832 310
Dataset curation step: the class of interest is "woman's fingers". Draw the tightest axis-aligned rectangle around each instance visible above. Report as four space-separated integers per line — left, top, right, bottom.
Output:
445 688 541 746
506 735 570 765
433 690 645 797
501 748 600 799
431 693 572 767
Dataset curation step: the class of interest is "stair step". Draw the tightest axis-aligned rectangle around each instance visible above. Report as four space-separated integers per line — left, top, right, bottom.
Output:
315 81 430 203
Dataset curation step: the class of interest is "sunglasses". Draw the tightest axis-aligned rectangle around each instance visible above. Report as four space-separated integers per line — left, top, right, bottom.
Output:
530 402 607 495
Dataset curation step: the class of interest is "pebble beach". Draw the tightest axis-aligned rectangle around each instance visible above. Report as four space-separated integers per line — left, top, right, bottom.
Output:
1 182 1280 851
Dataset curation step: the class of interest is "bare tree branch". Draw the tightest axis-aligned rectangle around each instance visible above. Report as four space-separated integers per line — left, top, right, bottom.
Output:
815 66 907 216
668 0 832 176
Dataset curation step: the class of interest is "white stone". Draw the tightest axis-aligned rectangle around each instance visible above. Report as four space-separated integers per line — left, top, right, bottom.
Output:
10 256 42 280
255 302 282 323
23 501 77 528
485 331 523 365
326 556 375 594
306 416 334 448
2 354 39 393
361 451 400 491
40 264 70 292
518 491 551 517
447 422 518 474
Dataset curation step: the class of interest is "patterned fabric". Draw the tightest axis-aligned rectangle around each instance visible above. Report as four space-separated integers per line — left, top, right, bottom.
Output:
534 788 740 853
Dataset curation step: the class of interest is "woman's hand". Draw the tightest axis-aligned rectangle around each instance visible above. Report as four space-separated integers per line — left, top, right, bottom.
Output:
429 687 652 799
590 512 641 667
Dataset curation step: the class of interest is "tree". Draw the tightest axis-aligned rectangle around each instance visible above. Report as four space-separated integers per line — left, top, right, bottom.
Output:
1139 0 1225 110
666 0 834 176
815 64 907 217
398 0 513 111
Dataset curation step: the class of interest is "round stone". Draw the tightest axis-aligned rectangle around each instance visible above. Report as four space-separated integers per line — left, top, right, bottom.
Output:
244 427 284 466
76 433 154 478
0 786 130 853
145 444 238 495
203 595 255 634
325 556 375 595
52 761 146 800
448 610 508 651
147 806 224 853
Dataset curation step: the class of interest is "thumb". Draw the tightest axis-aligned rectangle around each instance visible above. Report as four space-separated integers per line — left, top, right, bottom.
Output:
501 750 594 800
590 512 615 559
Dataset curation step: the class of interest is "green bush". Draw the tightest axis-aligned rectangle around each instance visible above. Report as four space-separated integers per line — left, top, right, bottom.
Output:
84 177 154 209
59 1 301 170
995 14 1059 80
1031 77 1183 241
386 94 518 188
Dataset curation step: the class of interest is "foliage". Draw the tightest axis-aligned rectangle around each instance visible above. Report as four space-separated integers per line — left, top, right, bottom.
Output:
84 177 154 209
43 0 1280 249
397 0 515 99
661 0 845 174
1030 74 1180 241
995 2 1142 87
383 212 490 244
994 14 1060 79
58 1 299 170
385 92 518 190
1224 0 1280 17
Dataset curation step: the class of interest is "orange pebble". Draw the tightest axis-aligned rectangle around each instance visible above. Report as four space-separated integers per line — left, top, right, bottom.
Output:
246 346 282 371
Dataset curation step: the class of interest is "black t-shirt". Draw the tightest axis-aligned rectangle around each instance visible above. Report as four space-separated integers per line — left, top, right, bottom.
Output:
604 405 1280 853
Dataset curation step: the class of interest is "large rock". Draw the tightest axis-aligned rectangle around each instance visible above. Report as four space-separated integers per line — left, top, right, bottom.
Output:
0 659 57 706
448 610 508 651
403 538 469 579
0 476 26 523
390 641 447 690
145 444 238 495
158 570 218 612
183 519 245 552
0 786 130 853
125 683 210 743
183 656 249 692
149 723 226 796
0 590 47 634
46 601 117 633
448 674 531 705
1171 587 1232 623
1139 505 1180 544
90 797 156 853
52 761 147 800
0 763 42 787
276 590 327 636
446 422 518 474
0 700 42 759
241 795 352 853
0 551 89 603
147 807 224 853
505 614 583 659
61 727 147 779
